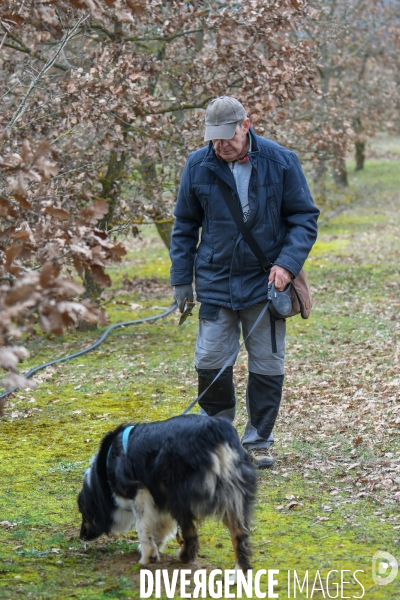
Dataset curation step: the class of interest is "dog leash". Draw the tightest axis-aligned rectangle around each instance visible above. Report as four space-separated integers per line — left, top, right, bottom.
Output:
182 297 271 415
105 301 270 458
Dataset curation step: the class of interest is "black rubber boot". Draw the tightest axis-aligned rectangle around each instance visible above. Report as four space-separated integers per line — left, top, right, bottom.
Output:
196 366 236 421
247 372 284 442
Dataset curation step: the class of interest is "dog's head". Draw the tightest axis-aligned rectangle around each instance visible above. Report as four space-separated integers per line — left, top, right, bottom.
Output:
77 429 119 541
77 460 114 541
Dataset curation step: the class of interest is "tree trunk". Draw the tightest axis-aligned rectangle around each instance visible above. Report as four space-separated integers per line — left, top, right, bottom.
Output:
355 140 366 171
79 150 127 308
137 154 174 249
353 116 366 172
77 269 101 331
313 158 327 204
332 158 349 187
154 221 173 250
82 269 102 301
98 150 127 231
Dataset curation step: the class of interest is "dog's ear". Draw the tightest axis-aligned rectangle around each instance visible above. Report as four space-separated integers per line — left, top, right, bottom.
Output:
96 426 122 480
96 430 115 470
96 424 129 481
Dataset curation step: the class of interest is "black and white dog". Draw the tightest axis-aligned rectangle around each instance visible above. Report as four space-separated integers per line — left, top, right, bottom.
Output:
78 414 256 572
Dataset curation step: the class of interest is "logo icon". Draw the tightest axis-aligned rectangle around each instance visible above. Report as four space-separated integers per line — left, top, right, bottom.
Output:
372 551 398 586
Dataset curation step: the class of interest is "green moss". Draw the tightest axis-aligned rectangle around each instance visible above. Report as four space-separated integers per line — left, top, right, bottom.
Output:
347 159 400 192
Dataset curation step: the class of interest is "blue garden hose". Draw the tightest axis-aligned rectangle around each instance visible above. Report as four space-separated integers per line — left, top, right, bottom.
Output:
0 302 177 401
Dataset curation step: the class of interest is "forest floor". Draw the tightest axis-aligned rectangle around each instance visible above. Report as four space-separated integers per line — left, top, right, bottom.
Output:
0 135 399 599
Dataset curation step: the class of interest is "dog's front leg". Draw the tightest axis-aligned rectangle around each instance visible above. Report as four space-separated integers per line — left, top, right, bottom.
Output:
137 526 159 565
132 490 160 565
155 515 178 553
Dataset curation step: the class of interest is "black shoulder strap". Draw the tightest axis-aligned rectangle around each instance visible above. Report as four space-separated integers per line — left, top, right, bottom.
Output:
219 181 273 272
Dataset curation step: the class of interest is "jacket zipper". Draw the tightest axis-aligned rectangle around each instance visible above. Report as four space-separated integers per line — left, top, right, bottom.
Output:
268 197 277 242
204 200 209 234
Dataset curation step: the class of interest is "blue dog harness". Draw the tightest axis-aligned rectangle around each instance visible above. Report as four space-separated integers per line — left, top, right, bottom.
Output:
107 425 134 468
121 425 134 453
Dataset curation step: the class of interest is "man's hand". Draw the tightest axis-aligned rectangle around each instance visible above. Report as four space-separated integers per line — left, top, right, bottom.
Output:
268 265 292 291
174 284 194 313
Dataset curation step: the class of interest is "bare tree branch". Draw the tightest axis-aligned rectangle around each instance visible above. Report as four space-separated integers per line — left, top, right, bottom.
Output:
6 13 89 132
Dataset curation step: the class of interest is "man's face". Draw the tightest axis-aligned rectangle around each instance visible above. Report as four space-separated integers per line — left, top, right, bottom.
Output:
212 118 250 162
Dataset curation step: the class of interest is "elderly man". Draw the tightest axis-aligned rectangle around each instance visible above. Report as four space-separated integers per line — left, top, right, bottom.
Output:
170 96 319 468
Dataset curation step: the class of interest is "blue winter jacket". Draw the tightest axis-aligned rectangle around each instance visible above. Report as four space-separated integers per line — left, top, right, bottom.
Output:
170 129 319 310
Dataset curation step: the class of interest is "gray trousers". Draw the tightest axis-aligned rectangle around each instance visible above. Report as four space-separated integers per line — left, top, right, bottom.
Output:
195 304 285 449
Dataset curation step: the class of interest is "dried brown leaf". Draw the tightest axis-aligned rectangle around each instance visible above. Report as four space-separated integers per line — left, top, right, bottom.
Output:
13 194 33 210
88 264 112 288
0 346 25 371
45 206 70 220
79 199 109 225
34 156 59 180
4 283 37 306
286 501 301 510
0 154 22 169
39 262 60 288
98 306 110 327
114 0 135 22
108 242 127 262
20 140 32 163
1 13 25 27
0 372 35 391
0 197 18 219
53 278 85 298
5 244 23 270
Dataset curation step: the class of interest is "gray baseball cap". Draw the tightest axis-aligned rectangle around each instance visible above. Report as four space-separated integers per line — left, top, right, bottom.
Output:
204 96 247 141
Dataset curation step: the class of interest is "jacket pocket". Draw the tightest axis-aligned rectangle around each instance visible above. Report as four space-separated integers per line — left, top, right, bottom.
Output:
196 241 214 263
199 303 221 321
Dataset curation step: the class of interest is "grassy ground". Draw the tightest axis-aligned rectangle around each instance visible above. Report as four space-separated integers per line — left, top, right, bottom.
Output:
0 137 399 599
